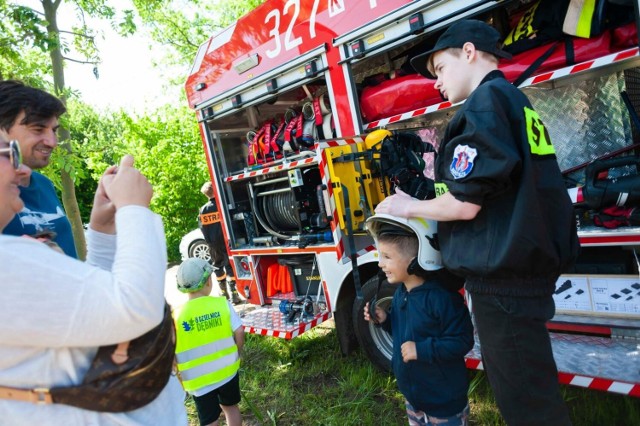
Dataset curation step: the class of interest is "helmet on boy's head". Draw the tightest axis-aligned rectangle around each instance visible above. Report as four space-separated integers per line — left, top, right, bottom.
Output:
365 213 442 271
176 258 213 293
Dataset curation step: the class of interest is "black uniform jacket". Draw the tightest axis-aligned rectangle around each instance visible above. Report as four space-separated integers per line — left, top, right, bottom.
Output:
198 198 223 246
435 70 579 297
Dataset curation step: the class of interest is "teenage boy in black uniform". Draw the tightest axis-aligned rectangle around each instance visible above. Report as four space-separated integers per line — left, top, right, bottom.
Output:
376 20 579 426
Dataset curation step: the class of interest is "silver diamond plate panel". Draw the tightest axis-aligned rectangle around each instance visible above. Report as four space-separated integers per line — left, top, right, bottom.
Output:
551 333 640 384
525 72 633 180
404 72 636 184
467 332 640 384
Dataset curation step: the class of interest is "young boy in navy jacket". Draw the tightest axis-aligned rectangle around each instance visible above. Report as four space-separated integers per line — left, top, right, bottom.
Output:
364 213 473 426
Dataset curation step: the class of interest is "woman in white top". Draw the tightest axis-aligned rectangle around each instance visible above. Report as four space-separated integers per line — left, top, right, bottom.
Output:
0 139 187 425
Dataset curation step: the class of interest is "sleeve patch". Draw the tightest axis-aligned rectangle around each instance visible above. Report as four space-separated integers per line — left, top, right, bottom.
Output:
450 145 477 179
524 106 555 156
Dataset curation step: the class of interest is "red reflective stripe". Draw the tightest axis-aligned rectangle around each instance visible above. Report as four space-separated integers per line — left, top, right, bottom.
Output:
313 97 323 125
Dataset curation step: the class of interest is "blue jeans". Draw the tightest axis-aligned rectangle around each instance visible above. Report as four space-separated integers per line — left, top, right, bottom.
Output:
469 292 572 426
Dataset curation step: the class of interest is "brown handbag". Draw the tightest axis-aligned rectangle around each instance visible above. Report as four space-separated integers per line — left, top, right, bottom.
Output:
0 303 176 412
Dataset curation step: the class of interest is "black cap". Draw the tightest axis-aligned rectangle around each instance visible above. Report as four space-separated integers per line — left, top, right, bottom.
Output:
410 19 512 79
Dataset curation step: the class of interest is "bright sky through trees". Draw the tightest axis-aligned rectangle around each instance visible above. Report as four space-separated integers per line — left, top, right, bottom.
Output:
65 19 176 113
16 0 185 112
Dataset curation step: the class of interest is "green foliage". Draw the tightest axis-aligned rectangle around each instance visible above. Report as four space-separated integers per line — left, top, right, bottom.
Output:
0 4 51 81
75 0 115 18
114 9 137 36
209 0 264 28
0 0 147 83
113 105 208 260
66 100 126 221
0 48 52 84
132 0 266 69
7 5 54 51
67 103 207 261
43 147 88 188
67 99 126 173
0 1 107 67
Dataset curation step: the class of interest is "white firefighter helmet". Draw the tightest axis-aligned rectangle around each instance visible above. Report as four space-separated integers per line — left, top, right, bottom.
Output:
365 213 442 271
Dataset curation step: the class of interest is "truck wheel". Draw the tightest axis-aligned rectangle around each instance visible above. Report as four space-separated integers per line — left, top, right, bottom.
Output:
352 274 395 373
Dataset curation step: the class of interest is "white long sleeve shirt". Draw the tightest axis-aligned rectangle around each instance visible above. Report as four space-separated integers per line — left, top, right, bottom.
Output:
0 206 187 425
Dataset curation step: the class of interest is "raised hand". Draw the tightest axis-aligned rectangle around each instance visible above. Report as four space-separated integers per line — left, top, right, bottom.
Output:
103 155 153 209
364 302 387 324
89 164 118 234
375 187 415 217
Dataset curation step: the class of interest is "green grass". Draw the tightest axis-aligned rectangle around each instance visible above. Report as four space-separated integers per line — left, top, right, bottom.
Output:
185 324 640 425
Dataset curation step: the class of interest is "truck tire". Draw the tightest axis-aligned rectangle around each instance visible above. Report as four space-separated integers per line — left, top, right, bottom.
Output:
189 239 211 262
352 274 395 373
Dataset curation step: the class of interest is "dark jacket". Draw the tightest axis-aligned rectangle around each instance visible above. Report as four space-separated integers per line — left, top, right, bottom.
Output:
435 70 579 297
381 280 473 417
3 172 77 258
198 198 223 245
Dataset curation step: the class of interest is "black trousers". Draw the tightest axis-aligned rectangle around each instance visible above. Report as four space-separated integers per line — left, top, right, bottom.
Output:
469 292 572 426
208 243 234 280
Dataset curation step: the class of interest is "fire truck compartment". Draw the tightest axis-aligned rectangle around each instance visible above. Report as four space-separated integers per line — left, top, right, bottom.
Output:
278 254 322 296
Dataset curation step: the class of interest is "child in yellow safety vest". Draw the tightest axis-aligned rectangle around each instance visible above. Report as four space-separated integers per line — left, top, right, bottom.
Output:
174 258 245 426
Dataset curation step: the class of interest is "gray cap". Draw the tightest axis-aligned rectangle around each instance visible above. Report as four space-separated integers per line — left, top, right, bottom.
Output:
176 258 213 293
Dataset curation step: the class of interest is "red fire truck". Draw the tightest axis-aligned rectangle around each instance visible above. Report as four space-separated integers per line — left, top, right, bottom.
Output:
185 0 640 397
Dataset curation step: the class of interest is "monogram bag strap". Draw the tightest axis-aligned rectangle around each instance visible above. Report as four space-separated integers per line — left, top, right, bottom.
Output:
0 386 53 404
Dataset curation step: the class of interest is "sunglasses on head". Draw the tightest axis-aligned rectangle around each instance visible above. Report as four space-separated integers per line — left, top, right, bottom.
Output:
0 140 21 170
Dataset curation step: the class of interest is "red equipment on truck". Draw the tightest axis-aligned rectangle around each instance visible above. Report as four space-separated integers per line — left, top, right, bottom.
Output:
186 0 640 397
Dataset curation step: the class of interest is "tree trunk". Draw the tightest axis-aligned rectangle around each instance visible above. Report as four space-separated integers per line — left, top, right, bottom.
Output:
43 0 87 259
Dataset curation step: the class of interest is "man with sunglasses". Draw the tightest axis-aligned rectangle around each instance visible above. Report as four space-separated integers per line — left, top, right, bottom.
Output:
0 80 77 258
